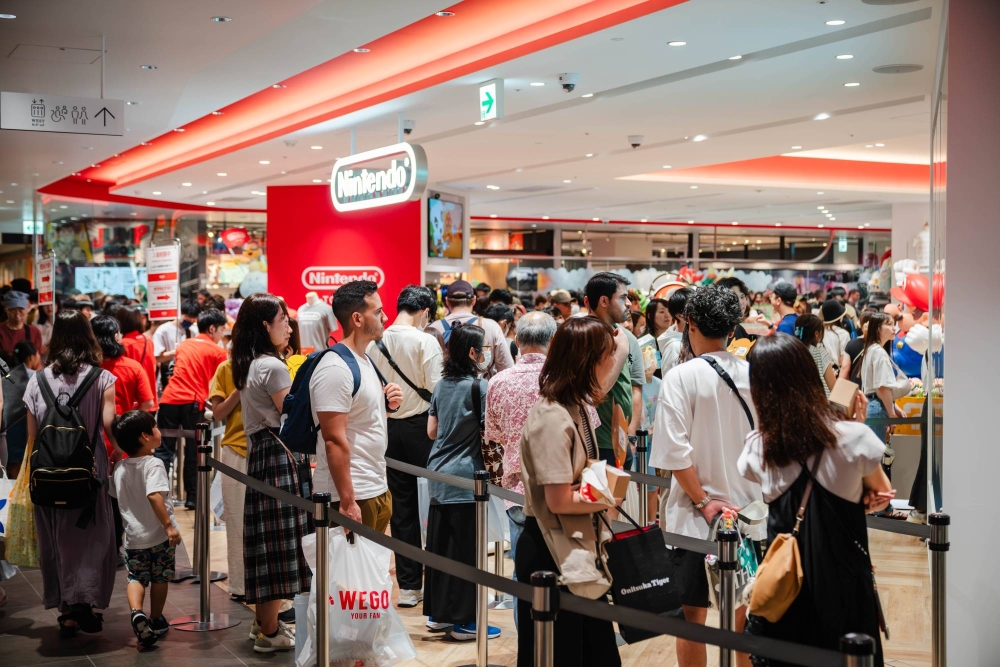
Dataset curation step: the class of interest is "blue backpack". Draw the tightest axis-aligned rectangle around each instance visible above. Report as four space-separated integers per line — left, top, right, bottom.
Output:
279 343 389 454
440 316 479 344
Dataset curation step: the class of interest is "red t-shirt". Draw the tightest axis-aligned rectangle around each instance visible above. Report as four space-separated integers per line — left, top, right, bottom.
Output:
0 324 42 360
160 334 228 409
101 355 155 456
121 331 157 409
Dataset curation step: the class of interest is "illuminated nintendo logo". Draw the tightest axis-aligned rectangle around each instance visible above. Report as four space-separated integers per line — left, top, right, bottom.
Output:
301 266 386 291
331 142 428 212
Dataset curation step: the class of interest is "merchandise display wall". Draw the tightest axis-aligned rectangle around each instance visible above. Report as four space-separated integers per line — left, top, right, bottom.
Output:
266 185 422 322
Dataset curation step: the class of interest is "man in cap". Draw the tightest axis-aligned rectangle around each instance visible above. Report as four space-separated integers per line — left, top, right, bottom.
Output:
0 291 43 366
547 289 573 320
428 280 514 377
769 282 798 335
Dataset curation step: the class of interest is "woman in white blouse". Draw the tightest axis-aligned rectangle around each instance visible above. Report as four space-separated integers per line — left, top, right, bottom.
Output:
860 313 911 445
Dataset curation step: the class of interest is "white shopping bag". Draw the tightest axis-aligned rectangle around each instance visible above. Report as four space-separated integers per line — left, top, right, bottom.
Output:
210 471 225 524
297 529 417 667
0 465 15 540
487 495 509 544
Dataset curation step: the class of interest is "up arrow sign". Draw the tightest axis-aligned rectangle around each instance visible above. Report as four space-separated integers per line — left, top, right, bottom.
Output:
478 78 503 122
95 106 115 127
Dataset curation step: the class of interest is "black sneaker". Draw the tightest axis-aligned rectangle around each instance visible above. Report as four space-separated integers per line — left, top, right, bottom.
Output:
277 607 295 624
150 615 170 636
183 498 196 510
130 610 157 648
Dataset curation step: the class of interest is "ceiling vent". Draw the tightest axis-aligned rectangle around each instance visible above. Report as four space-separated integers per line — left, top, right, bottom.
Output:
213 196 254 203
8 44 101 64
509 185 561 193
873 64 924 74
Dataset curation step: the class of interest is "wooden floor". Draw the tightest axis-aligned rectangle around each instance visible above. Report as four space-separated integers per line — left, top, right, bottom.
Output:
178 507 931 667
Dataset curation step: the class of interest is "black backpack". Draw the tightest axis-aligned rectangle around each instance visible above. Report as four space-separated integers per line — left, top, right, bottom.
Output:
30 366 103 512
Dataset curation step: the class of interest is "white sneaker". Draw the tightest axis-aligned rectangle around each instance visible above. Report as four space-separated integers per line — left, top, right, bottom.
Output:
398 589 423 608
250 620 294 642
249 619 260 640
907 509 927 525
426 618 452 632
254 625 295 653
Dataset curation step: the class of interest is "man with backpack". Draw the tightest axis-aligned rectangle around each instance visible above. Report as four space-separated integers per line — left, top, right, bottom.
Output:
428 280 513 378
310 280 403 531
365 285 442 608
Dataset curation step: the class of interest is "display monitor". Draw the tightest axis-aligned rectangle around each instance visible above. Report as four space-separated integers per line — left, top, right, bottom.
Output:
427 197 464 259
74 266 148 299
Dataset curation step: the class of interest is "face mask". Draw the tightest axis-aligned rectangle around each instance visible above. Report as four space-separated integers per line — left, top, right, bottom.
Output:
477 348 492 373
181 320 193 330
571 304 580 315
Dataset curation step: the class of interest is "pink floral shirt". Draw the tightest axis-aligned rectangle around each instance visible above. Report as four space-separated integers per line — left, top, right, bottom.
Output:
485 353 600 508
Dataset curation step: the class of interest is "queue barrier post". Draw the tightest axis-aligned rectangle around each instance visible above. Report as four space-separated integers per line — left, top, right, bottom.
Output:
171 423 239 631
717 527 738 667
635 429 649 523
531 571 557 667
840 633 875 667
313 493 332 667
458 471 498 667
929 512 949 667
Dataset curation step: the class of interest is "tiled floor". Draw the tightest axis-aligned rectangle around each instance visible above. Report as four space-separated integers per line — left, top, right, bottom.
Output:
0 542 292 667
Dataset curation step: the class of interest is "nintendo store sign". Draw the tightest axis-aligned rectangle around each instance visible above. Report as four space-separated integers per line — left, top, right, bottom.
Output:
331 142 427 212
302 266 386 291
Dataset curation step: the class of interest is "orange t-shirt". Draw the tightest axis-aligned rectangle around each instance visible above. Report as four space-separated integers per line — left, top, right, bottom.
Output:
159 334 228 409
102 355 155 456
121 331 157 409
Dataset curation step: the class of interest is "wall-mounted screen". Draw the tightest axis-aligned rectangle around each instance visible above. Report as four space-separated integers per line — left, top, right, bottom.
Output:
75 266 148 299
427 197 464 259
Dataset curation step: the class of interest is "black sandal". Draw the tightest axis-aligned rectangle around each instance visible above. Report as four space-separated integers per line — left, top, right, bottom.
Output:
71 604 104 634
57 614 78 639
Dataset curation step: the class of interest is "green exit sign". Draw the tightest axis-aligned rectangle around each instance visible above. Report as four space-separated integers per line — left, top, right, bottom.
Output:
838 237 848 252
479 78 503 122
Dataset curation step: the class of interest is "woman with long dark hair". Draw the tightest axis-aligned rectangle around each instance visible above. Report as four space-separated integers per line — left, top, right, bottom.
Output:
231 293 311 653
794 314 836 397
422 323 500 640
515 317 621 667
23 310 119 636
115 305 157 409
739 334 893 666
644 298 672 340
93 315 155 419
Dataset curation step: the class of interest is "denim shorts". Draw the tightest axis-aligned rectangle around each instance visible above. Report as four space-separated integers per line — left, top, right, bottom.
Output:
125 540 176 586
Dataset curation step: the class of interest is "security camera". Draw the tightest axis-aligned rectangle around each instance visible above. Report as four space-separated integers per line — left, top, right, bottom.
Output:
403 119 416 135
283 139 297 147
628 135 644 149
558 73 581 93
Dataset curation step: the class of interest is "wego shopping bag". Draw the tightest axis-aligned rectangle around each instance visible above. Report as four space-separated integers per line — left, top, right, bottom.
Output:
297 528 416 667
601 507 682 644
6 439 40 568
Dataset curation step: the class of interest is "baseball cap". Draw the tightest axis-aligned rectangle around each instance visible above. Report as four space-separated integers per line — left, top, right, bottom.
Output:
821 299 846 324
447 280 475 299
772 282 797 305
548 289 572 304
2 291 29 310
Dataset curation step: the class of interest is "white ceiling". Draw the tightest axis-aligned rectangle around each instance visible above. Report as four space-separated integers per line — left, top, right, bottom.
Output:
3 0 941 235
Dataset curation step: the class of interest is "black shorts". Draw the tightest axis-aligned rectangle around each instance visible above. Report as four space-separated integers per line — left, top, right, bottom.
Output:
668 547 711 608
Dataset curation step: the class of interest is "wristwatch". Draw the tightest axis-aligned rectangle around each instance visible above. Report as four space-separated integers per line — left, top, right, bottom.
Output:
693 496 711 510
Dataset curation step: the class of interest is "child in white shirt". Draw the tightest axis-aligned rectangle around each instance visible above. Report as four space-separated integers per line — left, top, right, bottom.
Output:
110 410 181 649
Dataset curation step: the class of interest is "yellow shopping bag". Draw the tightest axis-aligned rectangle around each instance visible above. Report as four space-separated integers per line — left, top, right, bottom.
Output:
7 438 39 568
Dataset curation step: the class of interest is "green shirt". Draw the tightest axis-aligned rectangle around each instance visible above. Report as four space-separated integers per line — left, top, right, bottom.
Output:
596 324 642 450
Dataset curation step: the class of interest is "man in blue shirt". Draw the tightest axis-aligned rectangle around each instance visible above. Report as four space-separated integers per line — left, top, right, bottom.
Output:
770 282 799 335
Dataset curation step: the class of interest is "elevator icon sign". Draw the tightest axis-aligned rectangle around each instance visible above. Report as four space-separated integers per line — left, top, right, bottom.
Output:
0 91 124 136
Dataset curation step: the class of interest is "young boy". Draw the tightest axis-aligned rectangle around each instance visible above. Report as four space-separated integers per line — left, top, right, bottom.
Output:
110 410 181 648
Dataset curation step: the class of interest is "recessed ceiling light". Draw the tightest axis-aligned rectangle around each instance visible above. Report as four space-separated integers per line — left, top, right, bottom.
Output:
581 93 594 98
59 205 68 209
140 65 157 70
866 144 874 148
667 41 687 46
311 145 323 150
865 223 871 227
181 182 192 187
818 224 825 228
791 145 803 150
732 221 739 225
202 190 208 195
206 202 216 206
126 101 140 106
473 121 486 127
729 55 742 60
844 82 861 87
592 217 600 222
217 172 227 176
817 192 824 195
82 146 93 150
91 163 101 168
690 185 698 189
353 48 370 53
530 223 538 228
152 191 161 195
211 111 224 116
817 206 825 210
585 153 594 157
141 142 152 146
775 223 782 227
0 14 16 19
688 220 694 224
490 214 497 218
640 218 648 222
814 113 831 120
858 225 864 229
312 179 323 183
130 212 138 216
836 54 854 60
53 161 63 165
435 11 455 17
173 128 185 132
211 16 232 22
272 84 286 89
826 20 846 26
875 143 885 147
542 216 550 220
5 200 13 204
486 185 500 190
259 160 270 165
692 134 708 142
823 242 828 247
563 179 572 183
530 82 545 87
9 182 16 186
830 217 837 221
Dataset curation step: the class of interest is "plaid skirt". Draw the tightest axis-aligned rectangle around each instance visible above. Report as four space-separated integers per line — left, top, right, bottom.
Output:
243 429 314 603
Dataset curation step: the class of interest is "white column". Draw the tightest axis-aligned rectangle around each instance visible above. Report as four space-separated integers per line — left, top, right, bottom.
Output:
945 1 1000 664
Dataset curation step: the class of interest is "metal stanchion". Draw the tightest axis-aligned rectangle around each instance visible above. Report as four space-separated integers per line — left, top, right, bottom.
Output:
840 633 875 667
717 527 738 667
635 429 649 523
929 512 949 667
314 493 332 667
459 471 499 667
171 423 239 632
488 542 514 609
531 571 557 667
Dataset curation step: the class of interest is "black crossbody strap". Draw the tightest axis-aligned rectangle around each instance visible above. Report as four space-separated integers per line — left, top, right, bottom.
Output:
374 339 433 402
700 355 754 429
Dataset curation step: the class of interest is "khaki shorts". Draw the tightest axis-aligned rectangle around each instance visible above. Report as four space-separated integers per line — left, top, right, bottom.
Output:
333 489 392 533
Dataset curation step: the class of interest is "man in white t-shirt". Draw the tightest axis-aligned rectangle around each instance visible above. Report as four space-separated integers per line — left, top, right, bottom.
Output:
311 280 402 532
650 285 764 667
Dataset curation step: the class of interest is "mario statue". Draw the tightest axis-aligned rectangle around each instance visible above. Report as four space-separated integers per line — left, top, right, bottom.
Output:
886 272 944 378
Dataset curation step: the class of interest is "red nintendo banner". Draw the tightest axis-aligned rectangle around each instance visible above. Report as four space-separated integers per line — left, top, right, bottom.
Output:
267 186 421 321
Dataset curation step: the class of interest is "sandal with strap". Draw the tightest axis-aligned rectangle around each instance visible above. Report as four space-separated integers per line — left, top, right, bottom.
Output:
71 605 104 634
57 614 79 639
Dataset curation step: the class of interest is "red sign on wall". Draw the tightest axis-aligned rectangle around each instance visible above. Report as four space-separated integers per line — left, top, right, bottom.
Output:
220 227 250 249
267 186 421 321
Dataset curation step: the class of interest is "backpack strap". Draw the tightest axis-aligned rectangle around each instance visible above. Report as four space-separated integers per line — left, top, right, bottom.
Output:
699 355 754 429
330 344 362 396
374 339 433 402
68 366 103 409
36 370 59 409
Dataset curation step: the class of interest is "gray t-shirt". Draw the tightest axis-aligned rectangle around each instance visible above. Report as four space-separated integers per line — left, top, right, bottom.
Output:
626 328 644 387
240 355 291 436
297 300 337 352
427 375 487 505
